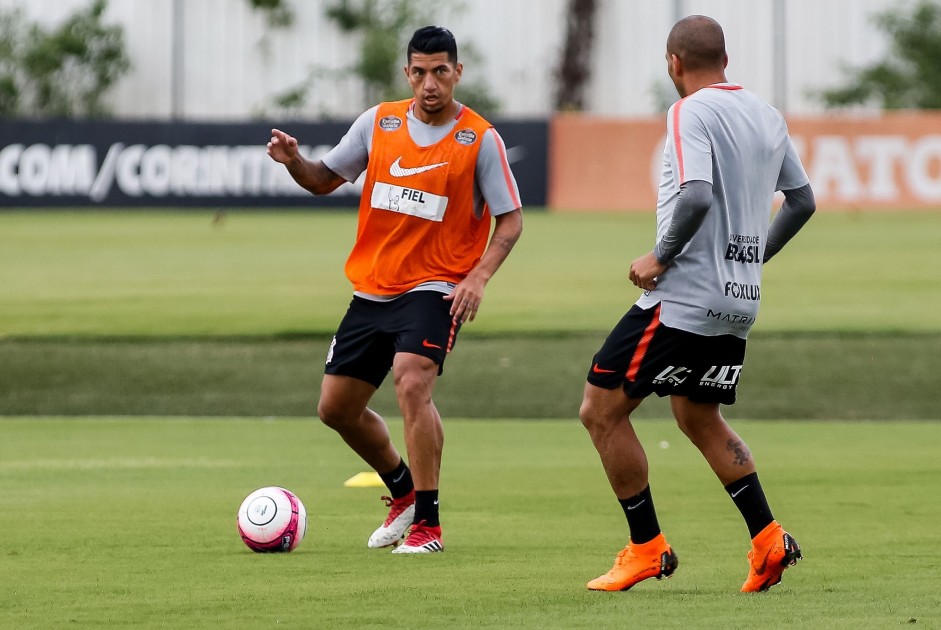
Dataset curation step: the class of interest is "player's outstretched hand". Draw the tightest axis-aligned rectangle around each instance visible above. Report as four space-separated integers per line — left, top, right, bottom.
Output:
267 128 299 164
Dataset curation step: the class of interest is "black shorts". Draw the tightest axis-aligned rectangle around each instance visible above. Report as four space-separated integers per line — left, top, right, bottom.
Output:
586 304 747 405
324 292 461 388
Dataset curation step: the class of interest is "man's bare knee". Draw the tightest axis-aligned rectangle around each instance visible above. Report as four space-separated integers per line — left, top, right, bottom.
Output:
392 355 437 410
317 399 350 430
579 398 604 431
580 386 637 434
394 370 432 402
317 374 375 431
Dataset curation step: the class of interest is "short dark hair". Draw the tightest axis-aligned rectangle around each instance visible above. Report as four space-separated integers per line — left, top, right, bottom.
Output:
407 26 458 64
667 15 726 71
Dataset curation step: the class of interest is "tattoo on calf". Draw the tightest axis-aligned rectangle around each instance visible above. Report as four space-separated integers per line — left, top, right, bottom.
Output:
727 439 751 466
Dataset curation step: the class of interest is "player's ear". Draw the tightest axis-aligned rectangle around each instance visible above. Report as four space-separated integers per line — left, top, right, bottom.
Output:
669 53 683 76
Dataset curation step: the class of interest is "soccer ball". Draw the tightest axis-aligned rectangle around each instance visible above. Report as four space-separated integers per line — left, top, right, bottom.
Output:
236 486 307 553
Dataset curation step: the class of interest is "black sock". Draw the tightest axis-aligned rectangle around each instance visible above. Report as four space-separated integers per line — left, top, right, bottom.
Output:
725 472 774 538
413 489 440 527
378 459 414 499
618 485 661 544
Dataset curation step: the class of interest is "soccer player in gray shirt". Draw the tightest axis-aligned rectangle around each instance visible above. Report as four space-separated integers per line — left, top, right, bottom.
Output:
580 15 815 593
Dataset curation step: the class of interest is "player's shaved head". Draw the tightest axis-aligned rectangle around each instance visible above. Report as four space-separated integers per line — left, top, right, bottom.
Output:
667 15 726 71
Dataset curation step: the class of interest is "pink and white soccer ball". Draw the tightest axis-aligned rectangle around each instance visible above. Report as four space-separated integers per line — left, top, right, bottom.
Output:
237 486 307 552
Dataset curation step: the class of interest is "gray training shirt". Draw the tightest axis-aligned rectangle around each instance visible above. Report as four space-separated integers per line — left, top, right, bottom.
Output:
636 83 810 338
323 102 521 219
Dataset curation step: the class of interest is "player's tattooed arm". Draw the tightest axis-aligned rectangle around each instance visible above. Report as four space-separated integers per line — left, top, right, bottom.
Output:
267 128 347 195
445 209 523 323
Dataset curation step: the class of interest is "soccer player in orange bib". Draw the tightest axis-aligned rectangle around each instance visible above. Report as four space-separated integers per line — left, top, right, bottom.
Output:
580 15 815 592
267 26 522 553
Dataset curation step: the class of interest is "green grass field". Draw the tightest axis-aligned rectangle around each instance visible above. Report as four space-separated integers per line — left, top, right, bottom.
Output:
1 417 939 629
1 210 940 628
2 332 939 419
2 210 940 336
1 210 939 418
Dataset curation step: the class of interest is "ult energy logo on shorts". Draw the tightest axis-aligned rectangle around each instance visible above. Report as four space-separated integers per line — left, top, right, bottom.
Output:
652 366 691 386
699 365 744 389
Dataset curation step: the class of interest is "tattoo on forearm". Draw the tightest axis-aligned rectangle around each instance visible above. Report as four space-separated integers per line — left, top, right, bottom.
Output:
491 233 518 254
727 439 751 466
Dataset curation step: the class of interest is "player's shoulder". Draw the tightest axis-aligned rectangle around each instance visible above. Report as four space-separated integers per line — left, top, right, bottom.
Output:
474 126 510 167
667 94 707 128
454 103 494 133
681 85 780 120
350 104 382 130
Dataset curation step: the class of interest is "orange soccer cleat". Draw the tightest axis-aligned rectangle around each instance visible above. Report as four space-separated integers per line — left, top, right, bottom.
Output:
741 521 802 592
586 533 678 591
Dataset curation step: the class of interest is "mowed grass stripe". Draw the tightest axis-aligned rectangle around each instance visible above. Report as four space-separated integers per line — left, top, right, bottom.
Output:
1 210 940 336
0 417 938 628
2 332 939 419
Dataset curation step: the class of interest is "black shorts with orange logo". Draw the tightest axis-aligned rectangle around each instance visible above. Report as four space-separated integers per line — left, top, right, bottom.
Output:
587 304 747 405
324 291 461 388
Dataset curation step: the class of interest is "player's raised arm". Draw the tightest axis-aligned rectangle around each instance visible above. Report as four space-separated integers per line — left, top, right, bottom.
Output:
266 128 347 195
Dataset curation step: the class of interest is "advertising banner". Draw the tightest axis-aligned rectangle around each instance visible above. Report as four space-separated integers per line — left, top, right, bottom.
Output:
549 112 941 211
0 119 547 209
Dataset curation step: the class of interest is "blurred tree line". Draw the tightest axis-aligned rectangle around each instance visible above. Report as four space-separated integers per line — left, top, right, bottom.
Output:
3 0 941 120
0 0 129 118
262 0 501 118
818 0 941 109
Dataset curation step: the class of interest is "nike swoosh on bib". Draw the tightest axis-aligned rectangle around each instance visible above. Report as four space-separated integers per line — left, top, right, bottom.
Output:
389 157 448 178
